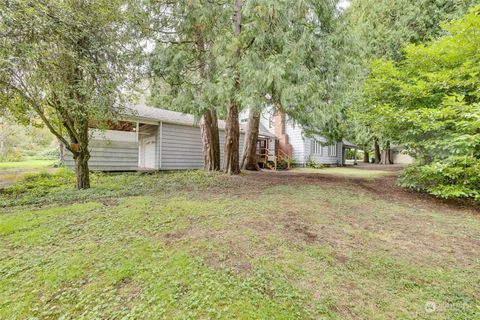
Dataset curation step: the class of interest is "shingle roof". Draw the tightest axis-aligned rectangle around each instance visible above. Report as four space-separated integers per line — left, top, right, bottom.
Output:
125 104 276 138
342 139 359 148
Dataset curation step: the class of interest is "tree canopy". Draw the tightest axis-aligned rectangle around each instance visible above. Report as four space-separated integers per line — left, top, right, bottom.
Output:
363 4 480 200
0 0 143 188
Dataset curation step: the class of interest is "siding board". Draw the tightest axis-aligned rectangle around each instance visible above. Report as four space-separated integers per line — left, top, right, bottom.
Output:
160 122 244 170
64 139 139 171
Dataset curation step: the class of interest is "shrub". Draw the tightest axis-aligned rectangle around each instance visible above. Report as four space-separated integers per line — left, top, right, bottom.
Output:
398 156 480 201
305 156 325 169
0 149 23 162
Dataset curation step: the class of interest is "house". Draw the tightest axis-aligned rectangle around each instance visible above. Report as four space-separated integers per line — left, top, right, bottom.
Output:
391 146 415 164
240 107 355 167
64 104 276 171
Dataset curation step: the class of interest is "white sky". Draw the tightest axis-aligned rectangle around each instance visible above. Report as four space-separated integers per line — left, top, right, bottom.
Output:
338 0 351 10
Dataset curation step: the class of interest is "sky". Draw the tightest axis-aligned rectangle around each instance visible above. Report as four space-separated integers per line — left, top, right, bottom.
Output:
338 0 351 10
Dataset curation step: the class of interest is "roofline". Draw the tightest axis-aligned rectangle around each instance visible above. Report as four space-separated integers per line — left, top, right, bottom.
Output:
124 114 277 137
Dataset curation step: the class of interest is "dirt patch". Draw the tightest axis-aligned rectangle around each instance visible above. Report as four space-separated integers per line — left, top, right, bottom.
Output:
101 198 120 207
285 222 318 244
164 230 186 245
239 170 480 215
116 279 142 308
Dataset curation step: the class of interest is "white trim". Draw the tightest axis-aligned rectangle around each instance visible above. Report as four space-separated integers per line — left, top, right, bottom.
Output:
136 122 139 142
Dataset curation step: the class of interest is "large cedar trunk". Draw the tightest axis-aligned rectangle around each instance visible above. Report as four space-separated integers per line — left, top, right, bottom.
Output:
74 149 90 189
363 149 369 163
224 101 241 174
241 108 260 171
200 109 220 171
374 139 381 163
223 0 242 175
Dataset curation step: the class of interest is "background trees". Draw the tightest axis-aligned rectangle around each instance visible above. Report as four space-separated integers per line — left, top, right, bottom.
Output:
364 5 480 200
149 0 231 171
0 0 142 188
343 0 477 163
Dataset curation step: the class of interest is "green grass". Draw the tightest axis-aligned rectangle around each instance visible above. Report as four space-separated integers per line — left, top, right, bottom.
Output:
0 159 56 171
293 166 395 178
0 170 479 319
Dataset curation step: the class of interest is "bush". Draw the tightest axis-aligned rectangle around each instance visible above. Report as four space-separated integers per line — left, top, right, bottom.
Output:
398 156 480 201
0 149 23 162
34 147 59 160
305 156 325 169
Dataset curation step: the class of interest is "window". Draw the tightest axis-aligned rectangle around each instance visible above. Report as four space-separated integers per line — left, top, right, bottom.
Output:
328 144 337 157
311 140 323 155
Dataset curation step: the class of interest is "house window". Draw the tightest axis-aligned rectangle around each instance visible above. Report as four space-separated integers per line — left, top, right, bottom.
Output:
328 144 337 157
240 118 248 124
311 140 323 155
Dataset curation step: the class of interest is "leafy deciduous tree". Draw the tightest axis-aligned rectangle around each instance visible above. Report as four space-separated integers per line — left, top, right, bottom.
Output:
0 0 141 188
365 5 480 200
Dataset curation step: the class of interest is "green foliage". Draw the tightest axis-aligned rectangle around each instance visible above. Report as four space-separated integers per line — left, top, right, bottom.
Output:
149 0 231 117
149 0 345 142
0 117 56 161
346 0 478 61
399 157 480 201
343 0 477 151
0 0 140 127
0 0 145 187
364 5 480 201
305 156 325 169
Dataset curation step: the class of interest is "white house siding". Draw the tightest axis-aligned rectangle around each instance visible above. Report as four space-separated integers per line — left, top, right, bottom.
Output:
259 110 275 135
64 133 139 171
285 118 305 165
267 138 275 161
303 138 343 166
159 122 204 169
159 122 245 170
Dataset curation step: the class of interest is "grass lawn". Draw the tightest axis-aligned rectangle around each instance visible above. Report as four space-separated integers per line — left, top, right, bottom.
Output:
0 159 56 171
0 160 57 188
0 169 479 319
292 166 395 179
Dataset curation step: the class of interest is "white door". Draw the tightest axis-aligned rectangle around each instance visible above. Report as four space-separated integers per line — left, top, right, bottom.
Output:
143 137 156 169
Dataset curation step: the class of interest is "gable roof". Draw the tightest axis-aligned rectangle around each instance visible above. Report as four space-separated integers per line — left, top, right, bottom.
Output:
125 104 276 138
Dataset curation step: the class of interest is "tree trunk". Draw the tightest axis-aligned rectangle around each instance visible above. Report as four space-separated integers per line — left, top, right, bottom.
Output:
363 149 369 163
58 138 65 164
74 149 90 189
223 0 242 175
241 108 260 171
224 101 241 174
374 139 381 163
380 141 392 165
200 109 220 171
72 120 90 189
